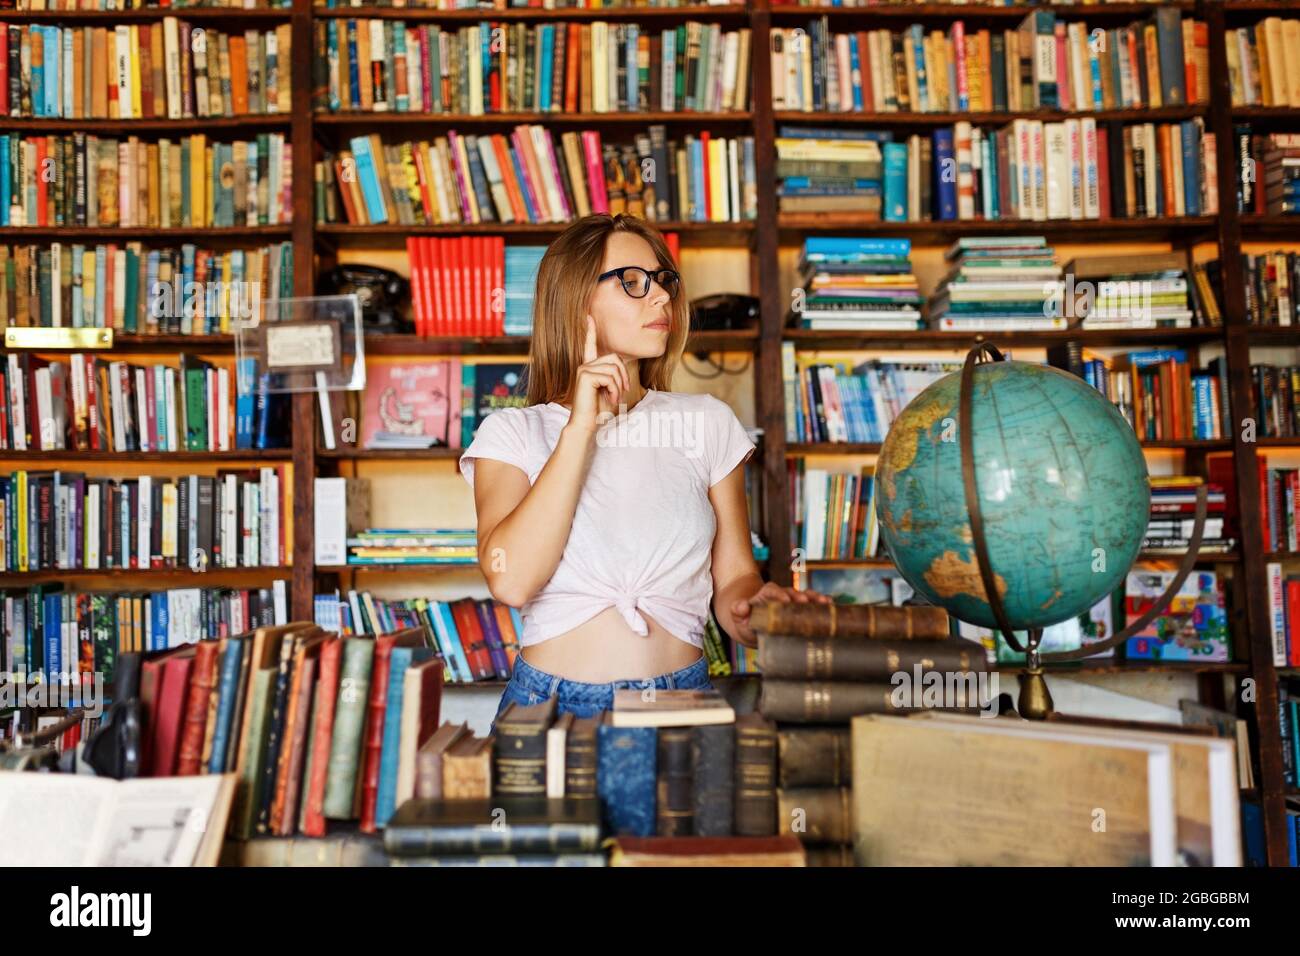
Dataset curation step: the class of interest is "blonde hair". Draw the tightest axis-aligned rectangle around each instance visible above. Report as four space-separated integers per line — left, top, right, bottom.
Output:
526 213 687 406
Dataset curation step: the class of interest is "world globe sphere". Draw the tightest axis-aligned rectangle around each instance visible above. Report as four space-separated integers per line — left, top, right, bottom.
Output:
875 359 1151 631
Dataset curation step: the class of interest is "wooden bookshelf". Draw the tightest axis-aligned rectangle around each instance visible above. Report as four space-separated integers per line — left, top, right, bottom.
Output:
4 0 1299 865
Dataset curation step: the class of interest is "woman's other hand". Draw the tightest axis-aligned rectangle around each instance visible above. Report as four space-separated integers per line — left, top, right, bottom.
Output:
728 581 834 647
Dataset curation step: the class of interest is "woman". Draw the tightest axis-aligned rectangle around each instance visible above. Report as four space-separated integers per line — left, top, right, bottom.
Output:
458 213 829 729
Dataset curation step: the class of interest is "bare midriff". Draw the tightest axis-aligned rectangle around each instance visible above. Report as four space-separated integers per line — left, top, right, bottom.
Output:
519 606 703 683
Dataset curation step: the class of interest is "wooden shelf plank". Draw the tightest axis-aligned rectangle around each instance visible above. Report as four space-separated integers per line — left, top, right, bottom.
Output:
784 327 1224 350
0 226 291 240
770 2 1195 19
778 214 1219 243
0 449 291 462
775 105 1206 126
313 4 750 20
0 115 290 133
316 110 753 127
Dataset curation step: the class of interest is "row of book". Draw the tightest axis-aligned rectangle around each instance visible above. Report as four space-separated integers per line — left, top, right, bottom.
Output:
792 465 881 562
1278 681 1300 792
776 118 1217 222
405 236 545 337
0 21 293 119
783 347 958 444
0 353 291 453
773 9 1207 113
1254 365 1300 440
1269 569 1300 670
1144 476 1233 556
0 132 295 228
0 468 290 572
1238 130 1300 218
1262 466 1300 558
12 1 291 9
789 235 921 331
1226 17 1300 109
320 126 756 226
313 18 752 115
0 242 294 335
1242 251 1299 327
929 235 1063 331
1 581 289 685
1082 347 1229 442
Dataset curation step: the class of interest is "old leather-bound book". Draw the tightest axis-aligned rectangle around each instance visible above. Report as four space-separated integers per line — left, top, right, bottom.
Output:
757 633 986 681
359 628 426 832
415 722 470 800
565 714 601 800
176 639 220 776
778 727 851 788
777 787 852 844
607 836 806 867
442 734 494 799
655 727 693 837
733 712 777 836
754 602 949 640
384 796 602 857
691 723 734 837
323 635 376 819
759 679 984 723
493 697 558 798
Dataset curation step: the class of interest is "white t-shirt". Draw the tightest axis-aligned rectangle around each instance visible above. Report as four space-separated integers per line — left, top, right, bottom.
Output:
458 388 756 649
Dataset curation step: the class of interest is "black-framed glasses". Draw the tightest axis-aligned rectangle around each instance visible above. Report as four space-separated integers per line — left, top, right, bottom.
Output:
598 266 681 300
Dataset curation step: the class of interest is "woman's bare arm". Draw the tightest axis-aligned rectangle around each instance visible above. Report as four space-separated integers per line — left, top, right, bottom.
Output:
473 419 598 608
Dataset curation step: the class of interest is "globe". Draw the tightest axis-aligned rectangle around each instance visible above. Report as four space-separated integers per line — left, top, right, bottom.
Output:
875 359 1150 632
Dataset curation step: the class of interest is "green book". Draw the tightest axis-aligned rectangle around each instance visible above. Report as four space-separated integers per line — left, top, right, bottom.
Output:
122 247 138 333
232 667 275 840
323 637 374 820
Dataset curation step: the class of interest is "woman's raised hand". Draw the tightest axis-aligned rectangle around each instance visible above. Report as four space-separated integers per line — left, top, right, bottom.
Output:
569 315 630 434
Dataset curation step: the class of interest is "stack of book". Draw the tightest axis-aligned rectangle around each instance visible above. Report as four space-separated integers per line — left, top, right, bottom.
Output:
929 236 1063 332
1124 570 1229 663
0 133 295 228
319 125 756 226
1262 134 1300 216
0 241 295 335
1080 348 1228 441
783 349 961 444
1226 17 1300 108
405 237 548 337
1239 252 1298 325
1253 365 1300 437
1061 251 1212 330
754 602 988 866
790 236 922 331
313 18 752 115
1 582 289 687
313 590 521 684
1236 131 1300 216
129 624 447 843
792 465 880 562
0 468 290 572
345 528 477 567
0 20 293 119
1145 477 1233 556
0 353 289 453
775 127 885 216
772 9 1208 113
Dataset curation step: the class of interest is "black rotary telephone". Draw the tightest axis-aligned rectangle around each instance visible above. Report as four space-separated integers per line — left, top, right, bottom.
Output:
317 264 414 335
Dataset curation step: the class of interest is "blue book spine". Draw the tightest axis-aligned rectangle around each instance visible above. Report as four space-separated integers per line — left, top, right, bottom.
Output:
0 138 9 225
1181 120 1201 216
154 593 169 651
349 136 389 224
778 126 892 143
255 372 271 450
64 28 74 118
209 641 244 772
783 177 878 191
883 142 907 221
597 725 657 836
432 601 474 684
848 34 863 111
1088 46 1103 110
932 129 957 221
32 28 46 118
347 20 361 110
690 137 705 221
910 25 927 112
625 24 637 111
327 20 341 111
393 22 409 111
804 236 911 257
235 357 257 449
1128 349 1188 367
45 27 59 118
1193 376 1211 439
45 592 60 682
375 646 413 827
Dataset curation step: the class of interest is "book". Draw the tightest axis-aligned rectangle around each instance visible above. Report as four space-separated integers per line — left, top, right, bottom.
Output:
610 688 735 728
384 796 602 857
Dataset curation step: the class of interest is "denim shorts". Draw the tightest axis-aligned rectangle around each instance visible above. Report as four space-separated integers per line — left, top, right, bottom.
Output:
489 654 715 736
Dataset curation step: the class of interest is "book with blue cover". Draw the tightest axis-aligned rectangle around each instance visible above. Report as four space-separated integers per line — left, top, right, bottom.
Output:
597 724 656 837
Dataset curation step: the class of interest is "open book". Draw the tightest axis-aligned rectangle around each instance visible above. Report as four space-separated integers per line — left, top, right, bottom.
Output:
0 772 236 867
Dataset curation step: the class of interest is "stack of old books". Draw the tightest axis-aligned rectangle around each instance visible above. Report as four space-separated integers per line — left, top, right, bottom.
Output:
754 601 989 866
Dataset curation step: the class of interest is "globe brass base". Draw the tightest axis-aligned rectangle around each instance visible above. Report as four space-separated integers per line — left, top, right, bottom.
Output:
1017 667 1055 720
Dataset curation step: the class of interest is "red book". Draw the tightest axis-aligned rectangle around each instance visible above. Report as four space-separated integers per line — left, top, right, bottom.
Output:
35 138 48 226
1259 457 1272 552
176 639 220 775
406 237 424 337
302 637 342 837
0 27 9 117
150 650 197 777
138 25 153 118
358 628 424 833
565 23 580 113
1287 579 1300 667
698 129 712 220
462 237 475 338
447 237 462 337
492 235 505 336
857 31 872 113
449 598 494 680
425 238 442 337
478 235 490 337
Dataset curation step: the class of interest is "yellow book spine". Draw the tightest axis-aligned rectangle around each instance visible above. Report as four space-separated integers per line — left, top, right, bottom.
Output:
129 25 143 119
